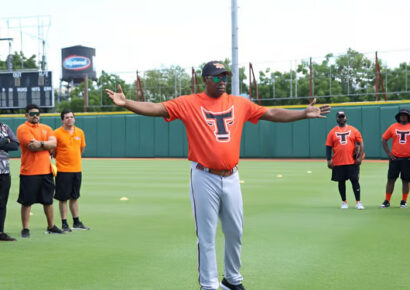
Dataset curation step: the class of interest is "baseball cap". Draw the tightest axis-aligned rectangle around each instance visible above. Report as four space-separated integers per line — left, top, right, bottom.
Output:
202 61 232 77
336 111 346 118
395 108 410 122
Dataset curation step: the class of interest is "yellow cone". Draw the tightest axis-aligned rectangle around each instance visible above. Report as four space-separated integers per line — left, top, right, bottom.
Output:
120 197 129 201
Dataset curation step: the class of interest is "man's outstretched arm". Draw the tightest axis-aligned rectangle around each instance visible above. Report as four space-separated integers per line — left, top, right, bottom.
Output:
260 98 330 122
106 85 169 118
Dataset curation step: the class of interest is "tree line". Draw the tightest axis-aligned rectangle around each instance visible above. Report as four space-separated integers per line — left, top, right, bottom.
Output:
1 49 409 113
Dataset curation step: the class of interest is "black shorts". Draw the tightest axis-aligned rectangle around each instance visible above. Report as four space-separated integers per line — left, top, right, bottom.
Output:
388 158 410 181
54 172 82 201
331 164 360 182
0 174 11 208
18 174 55 206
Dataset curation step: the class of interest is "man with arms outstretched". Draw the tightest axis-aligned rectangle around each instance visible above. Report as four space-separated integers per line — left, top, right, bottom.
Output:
106 61 330 290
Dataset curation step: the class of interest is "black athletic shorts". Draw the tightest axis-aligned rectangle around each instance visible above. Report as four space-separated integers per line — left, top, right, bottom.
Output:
388 158 410 181
0 174 11 208
54 172 82 201
331 164 360 182
18 174 55 206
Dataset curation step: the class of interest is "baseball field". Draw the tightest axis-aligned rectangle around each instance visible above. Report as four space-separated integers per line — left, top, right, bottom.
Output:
1 158 408 290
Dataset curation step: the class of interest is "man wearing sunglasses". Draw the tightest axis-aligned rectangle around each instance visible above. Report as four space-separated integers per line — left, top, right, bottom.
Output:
326 111 365 210
0 119 19 241
106 61 330 290
16 104 64 238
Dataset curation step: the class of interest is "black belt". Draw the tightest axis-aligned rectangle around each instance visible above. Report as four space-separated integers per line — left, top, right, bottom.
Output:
196 163 236 177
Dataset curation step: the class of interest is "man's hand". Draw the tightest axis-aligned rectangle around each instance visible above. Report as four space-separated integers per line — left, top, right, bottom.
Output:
327 160 334 169
387 152 396 160
305 98 331 119
355 158 362 165
28 139 41 151
105 85 127 107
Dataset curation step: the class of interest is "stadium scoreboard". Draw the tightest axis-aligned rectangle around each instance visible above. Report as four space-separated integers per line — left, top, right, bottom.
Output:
0 70 53 109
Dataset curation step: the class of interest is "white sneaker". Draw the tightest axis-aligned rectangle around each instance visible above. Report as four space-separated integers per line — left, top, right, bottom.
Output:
341 202 348 209
355 201 365 210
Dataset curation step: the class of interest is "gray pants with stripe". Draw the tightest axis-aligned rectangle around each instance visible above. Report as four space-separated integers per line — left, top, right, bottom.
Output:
190 162 243 290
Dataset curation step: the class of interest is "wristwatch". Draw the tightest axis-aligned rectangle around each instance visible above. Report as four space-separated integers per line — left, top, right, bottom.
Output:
40 141 44 148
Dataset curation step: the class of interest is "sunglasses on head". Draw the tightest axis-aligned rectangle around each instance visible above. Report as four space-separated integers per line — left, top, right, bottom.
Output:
207 75 228 83
28 112 40 117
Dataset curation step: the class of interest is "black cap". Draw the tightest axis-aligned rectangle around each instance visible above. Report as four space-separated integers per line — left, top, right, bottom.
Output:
202 61 232 77
395 108 410 122
336 111 346 118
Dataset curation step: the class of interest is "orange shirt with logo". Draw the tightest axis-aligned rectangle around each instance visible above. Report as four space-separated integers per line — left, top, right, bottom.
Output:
382 122 410 158
54 126 86 172
17 121 54 175
162 92 267 170
326 125 363 166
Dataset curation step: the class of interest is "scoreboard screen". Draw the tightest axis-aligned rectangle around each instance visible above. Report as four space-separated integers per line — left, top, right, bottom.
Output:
0 71 53 109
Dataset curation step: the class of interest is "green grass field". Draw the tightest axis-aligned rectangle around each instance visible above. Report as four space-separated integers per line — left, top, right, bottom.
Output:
1 158 409 290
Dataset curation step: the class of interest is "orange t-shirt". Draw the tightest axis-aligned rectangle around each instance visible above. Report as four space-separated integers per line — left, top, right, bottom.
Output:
54 126 86 172
17 121 54 175
162 92 267 170
382 122 410 158
325 125 363 166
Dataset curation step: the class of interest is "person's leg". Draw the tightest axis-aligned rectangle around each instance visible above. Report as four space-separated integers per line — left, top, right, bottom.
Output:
190 163 221 290
21 205 31 229
43 204 54 228
219 170 243 286
385 179 395 202
400 160 410 203
69 199 79 219
402 179 409 202
351 179 361 201
0 174 11 234
338 181 346 201
59 200 68 220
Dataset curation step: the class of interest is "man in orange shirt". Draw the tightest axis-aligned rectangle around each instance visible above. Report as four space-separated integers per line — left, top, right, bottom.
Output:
106 61 330 290
326 111 364 210
380 108 410 208
16 104 64 238
52 109 88 231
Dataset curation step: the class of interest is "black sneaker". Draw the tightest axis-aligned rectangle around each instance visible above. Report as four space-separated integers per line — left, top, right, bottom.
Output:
220 278 246 290
0 233 16 241
72 221 90 230
21 228 30 238
62 224 72 232
400 200 408 208
46 225 64 234
379 200 390 208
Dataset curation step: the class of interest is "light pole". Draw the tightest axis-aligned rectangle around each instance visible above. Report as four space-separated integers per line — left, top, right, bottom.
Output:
0 38 14 70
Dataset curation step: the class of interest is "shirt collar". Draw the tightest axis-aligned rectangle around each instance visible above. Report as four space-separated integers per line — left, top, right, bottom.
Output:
25 121 39 128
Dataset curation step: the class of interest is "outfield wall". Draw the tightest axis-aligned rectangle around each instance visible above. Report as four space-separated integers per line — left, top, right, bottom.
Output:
2 101 410 159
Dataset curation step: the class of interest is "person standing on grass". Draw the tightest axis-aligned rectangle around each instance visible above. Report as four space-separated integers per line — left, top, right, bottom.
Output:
52 109 89 231
0 120 19 241
380 108 410 209
16 104 64 238
326 111 365 210
106 61 330 290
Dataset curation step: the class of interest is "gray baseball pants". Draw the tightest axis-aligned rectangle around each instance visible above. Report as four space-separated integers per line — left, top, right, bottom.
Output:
190 162 243 290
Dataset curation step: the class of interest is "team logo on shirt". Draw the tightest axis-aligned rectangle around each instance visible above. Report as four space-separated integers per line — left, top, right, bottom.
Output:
396 129 410 144
201 106 234 142
335 130 351 145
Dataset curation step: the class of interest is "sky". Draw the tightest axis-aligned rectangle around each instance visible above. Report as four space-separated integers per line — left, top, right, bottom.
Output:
1 0 410 87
